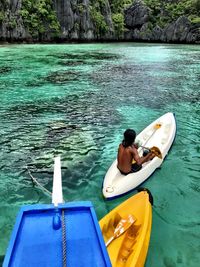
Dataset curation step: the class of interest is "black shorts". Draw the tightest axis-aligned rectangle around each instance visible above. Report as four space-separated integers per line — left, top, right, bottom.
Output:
131 163 142 172
119 163 142 175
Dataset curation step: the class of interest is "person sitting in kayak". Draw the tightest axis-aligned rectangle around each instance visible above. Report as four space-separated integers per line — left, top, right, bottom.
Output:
117 129 155 175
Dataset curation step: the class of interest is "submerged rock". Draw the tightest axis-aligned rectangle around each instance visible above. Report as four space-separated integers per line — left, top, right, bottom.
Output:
45 70 82 84
0 66 12 74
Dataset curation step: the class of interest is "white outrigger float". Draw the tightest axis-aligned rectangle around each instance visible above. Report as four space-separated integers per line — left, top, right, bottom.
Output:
102 112 176 199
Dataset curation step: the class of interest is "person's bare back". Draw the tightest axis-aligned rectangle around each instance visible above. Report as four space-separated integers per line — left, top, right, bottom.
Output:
117 144 134 174
117 129 155 175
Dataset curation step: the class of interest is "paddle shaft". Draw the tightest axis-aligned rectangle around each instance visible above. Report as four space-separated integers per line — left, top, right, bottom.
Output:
140 145 151 152
141 123 161 148
142 128 157 148
106 236 114 247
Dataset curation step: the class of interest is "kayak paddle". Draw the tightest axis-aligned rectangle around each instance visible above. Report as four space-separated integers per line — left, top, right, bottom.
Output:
140 145 162 159
106 214 136 247
150 146 162 159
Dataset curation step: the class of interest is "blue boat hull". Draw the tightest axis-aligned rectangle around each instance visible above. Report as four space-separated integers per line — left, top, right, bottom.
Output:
3 201 111 267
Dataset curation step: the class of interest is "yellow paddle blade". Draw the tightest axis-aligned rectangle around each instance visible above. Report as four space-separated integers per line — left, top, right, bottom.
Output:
154 123 162 129
106 214 136 247
114 214 135 237
150 146 162 159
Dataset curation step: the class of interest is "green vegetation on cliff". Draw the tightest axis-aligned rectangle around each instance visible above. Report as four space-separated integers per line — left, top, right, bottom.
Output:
89 0 132 37
89 0 109 37
0 0 199 41
109 0 132 37
20 0 60 39
144 0 200 26
0 12 4 23
109 0 132 13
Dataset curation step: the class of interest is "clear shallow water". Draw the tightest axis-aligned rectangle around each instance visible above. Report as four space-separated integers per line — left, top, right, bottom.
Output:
0 43 199 266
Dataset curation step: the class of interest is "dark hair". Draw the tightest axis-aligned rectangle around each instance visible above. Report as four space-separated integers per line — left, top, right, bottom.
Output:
122 129 136 147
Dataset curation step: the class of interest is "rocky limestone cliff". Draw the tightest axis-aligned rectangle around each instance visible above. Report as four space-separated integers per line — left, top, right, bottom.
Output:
0 0 28 41
125 1 150 29
53 0 114 40
0 0 199 43
0 0 114 41
124 1 200 43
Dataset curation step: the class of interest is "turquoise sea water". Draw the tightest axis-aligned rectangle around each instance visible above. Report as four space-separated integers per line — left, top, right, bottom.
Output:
0 43 199 266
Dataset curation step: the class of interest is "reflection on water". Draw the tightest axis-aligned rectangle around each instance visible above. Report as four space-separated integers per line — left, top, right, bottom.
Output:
0 43 199 266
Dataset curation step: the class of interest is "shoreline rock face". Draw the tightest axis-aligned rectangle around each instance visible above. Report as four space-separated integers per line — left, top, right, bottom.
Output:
0 0 199 43
53 0 114 41
162 16 199 43
0 0 27 41
124 1 200 43
53 0 95 40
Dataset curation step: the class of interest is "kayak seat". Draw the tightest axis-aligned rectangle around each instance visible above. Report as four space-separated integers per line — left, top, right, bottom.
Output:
101 213 122 241
117 224 140 265
101 213 137 248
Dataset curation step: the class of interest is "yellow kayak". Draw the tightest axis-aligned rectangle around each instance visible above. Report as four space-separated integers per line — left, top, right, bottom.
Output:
99 189 153 267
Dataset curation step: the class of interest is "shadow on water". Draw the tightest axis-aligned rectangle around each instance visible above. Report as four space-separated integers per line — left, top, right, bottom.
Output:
45 70 86 84
0 66 12 75
0 84 121 179
90 61 200 107
0 255 4 266
53 51 120 61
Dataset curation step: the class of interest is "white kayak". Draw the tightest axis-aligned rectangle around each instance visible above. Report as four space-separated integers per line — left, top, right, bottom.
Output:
102 112 176 199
